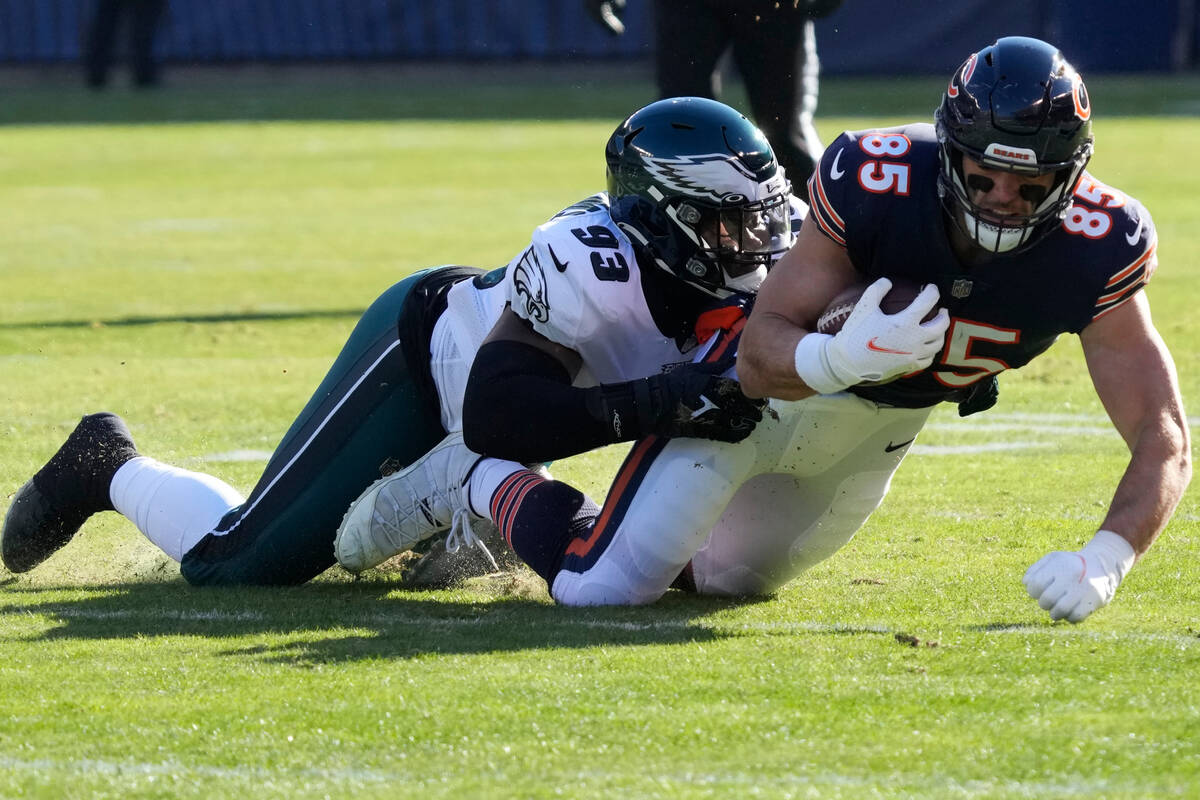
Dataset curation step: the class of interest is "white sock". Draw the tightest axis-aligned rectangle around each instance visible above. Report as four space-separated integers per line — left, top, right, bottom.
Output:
466 457 528 521
110 456 245 562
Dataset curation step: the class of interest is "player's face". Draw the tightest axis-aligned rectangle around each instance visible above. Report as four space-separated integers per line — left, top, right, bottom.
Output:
961 157 1056 221
699 204 785 254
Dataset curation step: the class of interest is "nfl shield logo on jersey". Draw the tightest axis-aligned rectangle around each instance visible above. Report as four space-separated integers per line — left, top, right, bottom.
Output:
951 278 973 299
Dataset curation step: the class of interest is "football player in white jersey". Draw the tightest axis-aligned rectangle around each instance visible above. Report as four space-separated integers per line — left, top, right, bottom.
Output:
331 97 818 600
2 97 788 587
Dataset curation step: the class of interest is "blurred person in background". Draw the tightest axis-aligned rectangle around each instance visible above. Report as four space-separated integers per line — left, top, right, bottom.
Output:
84 0 168 89
586 0 844 201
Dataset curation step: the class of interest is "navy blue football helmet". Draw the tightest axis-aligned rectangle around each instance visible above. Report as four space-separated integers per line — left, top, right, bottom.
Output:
605 97 794 297
935 37 1094 254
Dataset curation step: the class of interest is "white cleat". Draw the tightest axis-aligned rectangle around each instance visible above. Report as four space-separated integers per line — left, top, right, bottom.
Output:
335 431 485 573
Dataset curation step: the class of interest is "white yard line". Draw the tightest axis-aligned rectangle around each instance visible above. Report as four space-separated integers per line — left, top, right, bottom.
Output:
202 449 274 462
912 441 1056 455
0 754 1145 796
0 755 397 784
198 414 1200 462
925 423 1117 435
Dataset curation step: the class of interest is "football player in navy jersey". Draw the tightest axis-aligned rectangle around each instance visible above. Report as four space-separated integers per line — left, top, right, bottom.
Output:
734 36 1191 622
2 97 785 586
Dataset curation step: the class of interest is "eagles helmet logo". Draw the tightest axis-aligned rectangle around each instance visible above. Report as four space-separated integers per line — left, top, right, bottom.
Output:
642 154 765 204
512 247 551 324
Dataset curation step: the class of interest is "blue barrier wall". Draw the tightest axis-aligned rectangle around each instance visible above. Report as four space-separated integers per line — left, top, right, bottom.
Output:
0 0 1194 72
817 0 1189 74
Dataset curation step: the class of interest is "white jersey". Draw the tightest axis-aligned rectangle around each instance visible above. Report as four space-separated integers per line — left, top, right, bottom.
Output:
430 192 697 431
502 193 696 385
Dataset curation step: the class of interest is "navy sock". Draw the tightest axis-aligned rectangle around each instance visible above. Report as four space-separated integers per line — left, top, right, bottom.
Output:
491 473 599 585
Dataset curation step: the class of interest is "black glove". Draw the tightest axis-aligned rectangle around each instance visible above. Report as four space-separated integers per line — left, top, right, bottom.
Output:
641 361 765 443
584 0 626 36
957 374 998 417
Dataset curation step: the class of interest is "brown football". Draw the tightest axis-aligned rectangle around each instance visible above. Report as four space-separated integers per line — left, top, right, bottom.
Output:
816 278 931 335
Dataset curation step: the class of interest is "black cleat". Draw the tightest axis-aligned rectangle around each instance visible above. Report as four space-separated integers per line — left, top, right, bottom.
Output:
2 413 139 573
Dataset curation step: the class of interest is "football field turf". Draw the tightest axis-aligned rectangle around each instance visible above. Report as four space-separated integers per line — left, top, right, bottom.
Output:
0 69 1198 798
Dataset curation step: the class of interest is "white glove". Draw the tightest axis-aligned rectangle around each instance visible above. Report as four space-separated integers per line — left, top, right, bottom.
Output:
1023 530 1137 623
793 278 950 395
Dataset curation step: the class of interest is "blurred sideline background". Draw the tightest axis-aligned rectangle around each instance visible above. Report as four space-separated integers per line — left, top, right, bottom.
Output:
2 0 1198 73
0 1 1196 126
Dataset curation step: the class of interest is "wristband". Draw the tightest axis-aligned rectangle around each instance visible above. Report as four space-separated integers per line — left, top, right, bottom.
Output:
792 332 849 395
1083 529 1137 580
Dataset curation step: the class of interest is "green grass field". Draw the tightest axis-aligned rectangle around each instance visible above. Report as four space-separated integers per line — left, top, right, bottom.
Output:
1 67 1198 798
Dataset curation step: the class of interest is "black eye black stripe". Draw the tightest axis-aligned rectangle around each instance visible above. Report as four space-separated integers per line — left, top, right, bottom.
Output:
966 173 1048 203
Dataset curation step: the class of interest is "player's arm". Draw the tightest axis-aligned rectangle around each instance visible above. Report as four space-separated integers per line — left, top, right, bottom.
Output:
1084 292 1191 552
737 217 949 400
737 219 857 400
1023 291 1192 622
462 308 762 464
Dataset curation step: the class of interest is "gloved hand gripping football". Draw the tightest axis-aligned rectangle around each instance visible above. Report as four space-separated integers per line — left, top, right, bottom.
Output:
795 278 949 394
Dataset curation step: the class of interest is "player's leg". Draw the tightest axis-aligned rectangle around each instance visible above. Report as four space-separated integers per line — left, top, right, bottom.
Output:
2 413 142 572
333 386 758 604
179 268 475 586
128 0 167 87
0 411 250 573
83 0 121 88
336 428 749 606
730 13 821 199
653 0 729 99
688 395 933 595
545 434 757 606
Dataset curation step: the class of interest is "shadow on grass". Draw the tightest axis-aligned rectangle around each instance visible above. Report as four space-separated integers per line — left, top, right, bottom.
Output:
0 308 365 330
0 580 777 663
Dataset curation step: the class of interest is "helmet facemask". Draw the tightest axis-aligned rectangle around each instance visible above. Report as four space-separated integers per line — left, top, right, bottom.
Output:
662 188 793 294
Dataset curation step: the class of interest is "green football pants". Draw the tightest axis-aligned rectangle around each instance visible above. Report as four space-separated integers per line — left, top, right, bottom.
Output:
180 267 475 585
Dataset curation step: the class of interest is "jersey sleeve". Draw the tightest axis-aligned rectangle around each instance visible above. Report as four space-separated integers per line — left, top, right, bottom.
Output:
505 241 585 348
1088 194 1158 323
804 131 856 248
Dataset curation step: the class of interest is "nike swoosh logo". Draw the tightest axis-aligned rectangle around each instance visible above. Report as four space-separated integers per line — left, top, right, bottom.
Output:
884 437 915 453
548 245 569 273
866 338 912 355
829 148 845 180
1125 214 1144 245
691 396 719 419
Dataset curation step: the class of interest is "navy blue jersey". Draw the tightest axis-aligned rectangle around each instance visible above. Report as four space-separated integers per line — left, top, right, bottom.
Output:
805 123 1158 408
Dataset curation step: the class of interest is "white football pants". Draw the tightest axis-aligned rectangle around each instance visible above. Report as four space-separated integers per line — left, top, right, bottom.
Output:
550 393 933 606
